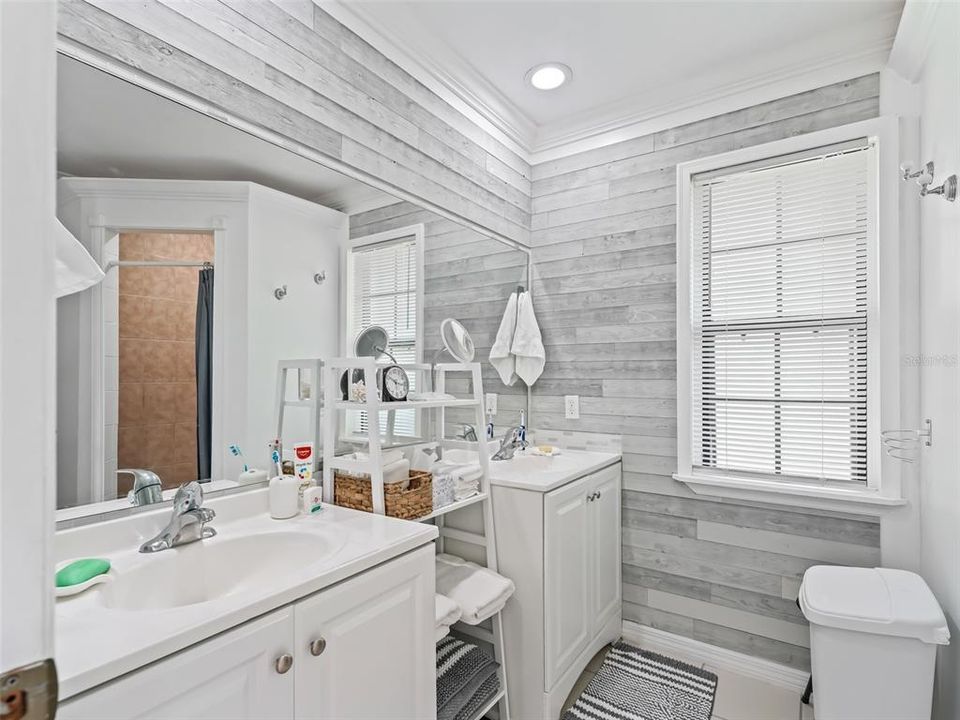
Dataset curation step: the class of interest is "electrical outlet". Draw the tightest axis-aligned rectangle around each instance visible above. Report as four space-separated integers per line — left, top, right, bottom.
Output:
564 395 580 420
485 393 498 414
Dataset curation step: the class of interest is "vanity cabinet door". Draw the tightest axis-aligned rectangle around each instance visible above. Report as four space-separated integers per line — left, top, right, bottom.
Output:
543 476 591 691
588 465 622 636
293 545 435 720
58 608 295 720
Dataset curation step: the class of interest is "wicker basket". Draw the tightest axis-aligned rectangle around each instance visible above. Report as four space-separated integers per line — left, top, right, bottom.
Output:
334 469 433 520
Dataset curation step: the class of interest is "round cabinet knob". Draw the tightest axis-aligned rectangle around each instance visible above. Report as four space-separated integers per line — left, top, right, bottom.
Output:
309 638 327 656
275 653 294 674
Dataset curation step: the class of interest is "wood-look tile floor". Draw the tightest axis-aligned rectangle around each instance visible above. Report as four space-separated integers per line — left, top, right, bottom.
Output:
560 643 814 720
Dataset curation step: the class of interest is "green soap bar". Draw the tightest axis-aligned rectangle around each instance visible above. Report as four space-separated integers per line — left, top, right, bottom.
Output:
56 558 111 588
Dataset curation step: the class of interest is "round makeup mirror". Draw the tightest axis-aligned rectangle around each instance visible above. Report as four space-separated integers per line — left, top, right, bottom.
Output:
438 318 475 363
354 325 396 362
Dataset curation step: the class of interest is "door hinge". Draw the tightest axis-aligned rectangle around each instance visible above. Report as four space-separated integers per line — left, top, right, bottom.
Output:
1 659 57 720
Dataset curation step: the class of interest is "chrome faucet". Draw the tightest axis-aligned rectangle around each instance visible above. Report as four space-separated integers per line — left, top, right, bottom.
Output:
491 426 525 461
139 481 216 553
457 424 479 442
120 469 163 507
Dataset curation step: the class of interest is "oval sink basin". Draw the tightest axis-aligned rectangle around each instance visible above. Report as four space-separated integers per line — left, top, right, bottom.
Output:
99 532 341 611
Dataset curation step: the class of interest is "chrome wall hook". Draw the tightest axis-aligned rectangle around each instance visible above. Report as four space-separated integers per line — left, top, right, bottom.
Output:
901 161 935 185
920 174 957 202
274 285 288 300
313 271 326 285
881 419 932 463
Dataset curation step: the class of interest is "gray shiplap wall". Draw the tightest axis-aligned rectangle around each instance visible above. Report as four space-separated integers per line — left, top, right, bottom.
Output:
57 0 531 245
58 0 888 669
528 75 883 670
350 201 529 430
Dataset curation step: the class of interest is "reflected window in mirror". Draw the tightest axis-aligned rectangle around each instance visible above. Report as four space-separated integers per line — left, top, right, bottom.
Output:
345 226 424 437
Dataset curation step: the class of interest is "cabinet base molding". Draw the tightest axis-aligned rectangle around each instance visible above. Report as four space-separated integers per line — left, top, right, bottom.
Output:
620 621 809 693
545 611 621 720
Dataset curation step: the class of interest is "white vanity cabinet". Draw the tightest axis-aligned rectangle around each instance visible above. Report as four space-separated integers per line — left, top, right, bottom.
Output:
293 545 435 720
492 460 622 720
58 546 435 720
58 608 296 720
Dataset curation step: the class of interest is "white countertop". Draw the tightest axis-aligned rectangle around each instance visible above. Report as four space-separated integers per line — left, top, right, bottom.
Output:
488 449 621 492
55 489 437 700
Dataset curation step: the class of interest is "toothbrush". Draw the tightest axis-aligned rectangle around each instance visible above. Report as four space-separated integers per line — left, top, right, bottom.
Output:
228 444 248 472
272 449 283 477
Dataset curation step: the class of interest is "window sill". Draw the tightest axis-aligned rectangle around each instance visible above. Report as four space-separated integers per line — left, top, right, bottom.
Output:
673 473 907 516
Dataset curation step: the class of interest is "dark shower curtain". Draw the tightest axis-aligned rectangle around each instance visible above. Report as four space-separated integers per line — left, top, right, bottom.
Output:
196 267 214 481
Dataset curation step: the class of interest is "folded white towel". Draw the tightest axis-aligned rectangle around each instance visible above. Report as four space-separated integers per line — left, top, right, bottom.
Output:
435 593 462 642
511 291 545 386
450 464 483 484
489 292 519 386
55 220 104 298
435 593 461 628
435 554 515 625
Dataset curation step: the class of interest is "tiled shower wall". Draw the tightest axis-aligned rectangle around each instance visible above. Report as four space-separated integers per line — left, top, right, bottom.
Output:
115 232 213 493
528 75 884 670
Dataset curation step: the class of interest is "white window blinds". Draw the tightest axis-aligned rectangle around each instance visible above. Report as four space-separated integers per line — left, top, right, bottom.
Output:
690 142 872 485
348 235 419 436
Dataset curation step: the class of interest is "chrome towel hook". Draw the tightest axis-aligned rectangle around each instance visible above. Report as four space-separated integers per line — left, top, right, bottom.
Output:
881 419 932 463
274 285 288 301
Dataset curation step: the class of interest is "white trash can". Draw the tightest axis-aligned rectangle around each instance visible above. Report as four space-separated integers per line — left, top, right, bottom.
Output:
800 566 950 720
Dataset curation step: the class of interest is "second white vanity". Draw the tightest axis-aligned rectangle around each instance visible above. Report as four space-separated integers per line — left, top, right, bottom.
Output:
490 449 622 720
56 490 438 719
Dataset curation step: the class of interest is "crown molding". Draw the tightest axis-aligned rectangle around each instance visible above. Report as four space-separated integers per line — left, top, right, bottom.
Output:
320 2 900 166
887 0 943 83
529 31 895 165
318 0 531 159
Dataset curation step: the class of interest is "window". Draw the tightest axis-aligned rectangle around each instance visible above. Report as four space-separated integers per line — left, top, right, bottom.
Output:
345 227 423 437
676 122 903 510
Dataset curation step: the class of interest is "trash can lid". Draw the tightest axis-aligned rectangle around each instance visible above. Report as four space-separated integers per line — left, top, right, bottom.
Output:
799 566 950 645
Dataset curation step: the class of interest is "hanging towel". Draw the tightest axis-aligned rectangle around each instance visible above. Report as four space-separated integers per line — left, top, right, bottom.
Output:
511 291 545 385
488 291 519 386
435 553 515 625
435 593 462 641
54 219 104 298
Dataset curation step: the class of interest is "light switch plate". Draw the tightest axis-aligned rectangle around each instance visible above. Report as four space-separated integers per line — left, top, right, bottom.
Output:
485 393 498 414
564 395 580 419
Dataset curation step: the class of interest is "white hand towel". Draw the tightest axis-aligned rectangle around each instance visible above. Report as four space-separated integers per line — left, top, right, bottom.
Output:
435 553 515 625
511 291 545 386
489 292 519 386
54 219 104 298
435 593 462 642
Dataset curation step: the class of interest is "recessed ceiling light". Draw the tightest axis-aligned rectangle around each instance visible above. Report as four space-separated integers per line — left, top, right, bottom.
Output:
526 63 571 91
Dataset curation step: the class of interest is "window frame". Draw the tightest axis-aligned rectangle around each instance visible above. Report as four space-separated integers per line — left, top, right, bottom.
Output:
675 118 906 514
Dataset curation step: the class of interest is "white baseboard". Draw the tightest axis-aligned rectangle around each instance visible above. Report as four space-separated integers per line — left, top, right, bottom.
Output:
621 620 810 693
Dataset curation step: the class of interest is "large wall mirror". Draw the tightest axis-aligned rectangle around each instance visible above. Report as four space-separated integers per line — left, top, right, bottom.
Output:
56 54 529 521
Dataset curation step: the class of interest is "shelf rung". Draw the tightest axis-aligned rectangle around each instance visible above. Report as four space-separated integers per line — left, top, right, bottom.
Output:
416 492 487 522
335 398 480 411
439 526 487 546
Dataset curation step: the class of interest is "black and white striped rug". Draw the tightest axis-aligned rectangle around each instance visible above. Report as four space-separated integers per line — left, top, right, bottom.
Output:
562 642 718 720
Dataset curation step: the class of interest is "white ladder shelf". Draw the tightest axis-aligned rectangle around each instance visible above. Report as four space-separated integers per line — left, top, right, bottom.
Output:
273 358 323 469
321 358 510 720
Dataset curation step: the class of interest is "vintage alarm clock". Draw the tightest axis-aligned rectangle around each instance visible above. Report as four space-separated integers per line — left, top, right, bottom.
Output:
377 364 409 402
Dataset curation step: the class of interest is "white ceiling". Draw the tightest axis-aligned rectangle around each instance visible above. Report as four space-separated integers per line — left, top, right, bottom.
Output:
57 55 395 214
341 0 904 155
